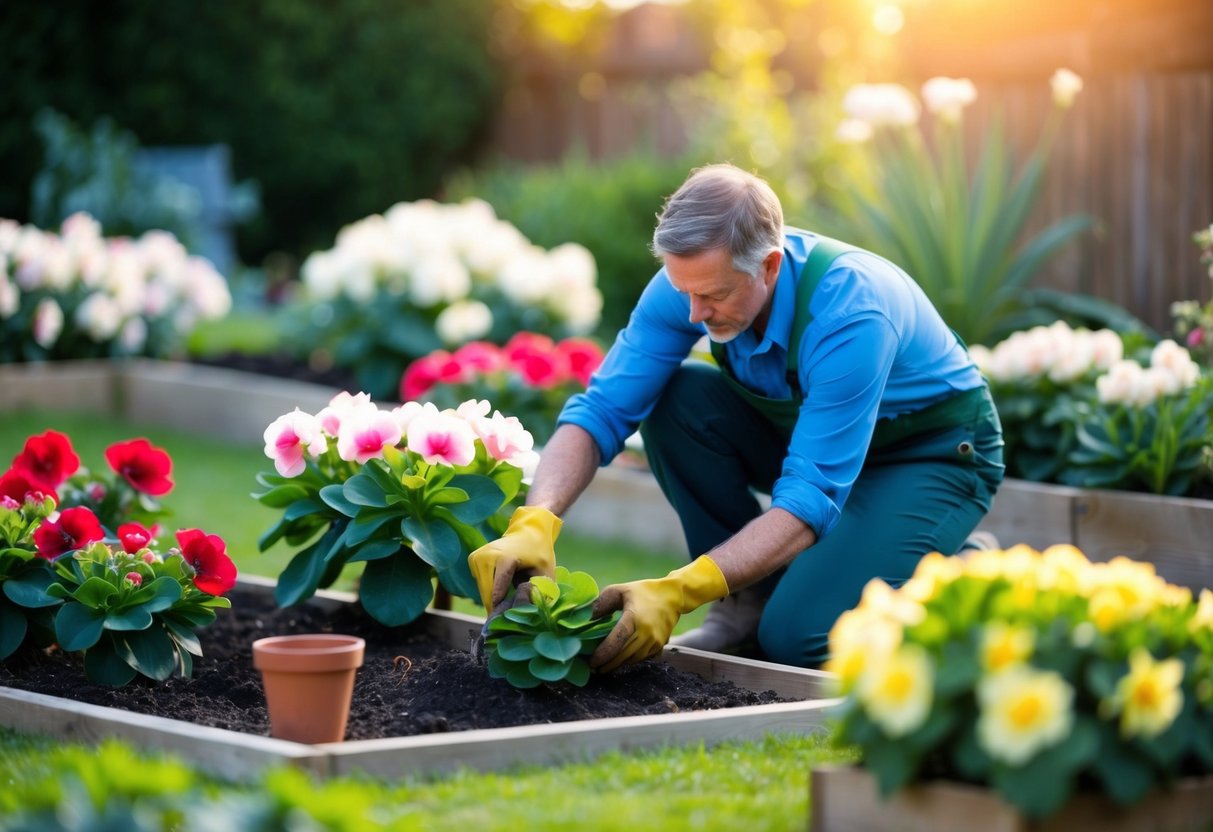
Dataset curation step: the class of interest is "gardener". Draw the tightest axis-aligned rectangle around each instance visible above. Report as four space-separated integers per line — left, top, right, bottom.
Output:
469 163 1004 671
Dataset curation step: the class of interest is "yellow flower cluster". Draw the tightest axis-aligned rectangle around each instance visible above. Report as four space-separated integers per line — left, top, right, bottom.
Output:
829 544 1210 766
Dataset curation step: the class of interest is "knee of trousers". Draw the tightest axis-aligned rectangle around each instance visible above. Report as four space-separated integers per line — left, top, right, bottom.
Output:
639 363 727 447
756 606 832 668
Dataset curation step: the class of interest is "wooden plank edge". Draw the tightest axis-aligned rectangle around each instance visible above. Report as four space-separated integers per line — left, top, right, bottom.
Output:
325 698 842 778
0 686 329 778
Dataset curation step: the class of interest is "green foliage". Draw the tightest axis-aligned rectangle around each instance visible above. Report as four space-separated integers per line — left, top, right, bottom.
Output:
446 150 692 336
0 0 502 262
825 83 1094 347
484 567 619 689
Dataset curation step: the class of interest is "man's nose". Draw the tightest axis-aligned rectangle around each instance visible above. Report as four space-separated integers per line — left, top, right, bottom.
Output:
689 296 712 324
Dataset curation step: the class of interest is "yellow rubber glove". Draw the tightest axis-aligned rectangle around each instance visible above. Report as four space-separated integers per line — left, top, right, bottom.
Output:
589 555 729 673
468 506 562 610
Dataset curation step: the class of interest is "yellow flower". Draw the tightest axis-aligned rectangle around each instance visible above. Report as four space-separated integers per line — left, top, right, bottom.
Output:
1191 588 1213 634
981 623 1035 672
902 551 962 603
857 578 926 627
1038 544 1092 593
977 663 1074 765
825 607 901 695
857 642 934 737
1105 647 1185 740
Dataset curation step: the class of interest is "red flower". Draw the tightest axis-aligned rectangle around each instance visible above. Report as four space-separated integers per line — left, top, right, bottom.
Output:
11 430 80 490
33 506 105 560
400 350 469 401
118 522 153 554
176 528 237 596
555 338 605 387
105 439 174 496
452 341 505 375
0 469 57 507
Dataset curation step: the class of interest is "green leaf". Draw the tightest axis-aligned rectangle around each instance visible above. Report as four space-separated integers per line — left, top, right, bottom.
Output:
319 484 360 517
343 474 391 508
162 616 202 657
72 576 118 608
141 577 183 613
401 474 426 490
493 635 539 661
274 522 346 607
402 516 462 570
443 475 506 524
3 565 63 608
435 558 479 601
104 606 153 631
533 632 581 662
345 511 395 546
994 758 1074 819
359 553 434 626
564 659 591 687
55 602 105 651
529 655 574 682
0 598 28 660
284 498 330 521
428 486 469 506
117 627 179 681
505 664 543 689
83 639 138 687
1092 723 1155 805
504 605 541 625
862 735 918 797
252 482 311 509
347 539 401 563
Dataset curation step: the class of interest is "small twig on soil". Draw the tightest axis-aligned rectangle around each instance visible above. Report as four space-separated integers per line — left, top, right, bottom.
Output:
392 655 413 686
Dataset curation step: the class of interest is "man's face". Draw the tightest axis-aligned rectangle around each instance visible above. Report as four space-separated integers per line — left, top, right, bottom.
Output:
664 247 782 343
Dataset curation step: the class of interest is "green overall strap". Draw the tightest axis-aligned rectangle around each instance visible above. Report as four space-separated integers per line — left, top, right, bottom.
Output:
709 235 858 398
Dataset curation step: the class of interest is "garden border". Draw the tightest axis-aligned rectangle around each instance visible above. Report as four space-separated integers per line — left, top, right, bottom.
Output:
0 577 838 780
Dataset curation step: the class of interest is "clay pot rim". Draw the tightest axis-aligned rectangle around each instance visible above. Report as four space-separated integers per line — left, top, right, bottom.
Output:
252 634 365 656
252 634 366 673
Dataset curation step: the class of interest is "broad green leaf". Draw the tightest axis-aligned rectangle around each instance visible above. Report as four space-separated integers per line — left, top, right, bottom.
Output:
0 599 28 660
533 632 581 662
284 498 330 521
503 605 541 625
3 565 63 608
72 577 118 608
345 511 395 546
505 664 543 689
402 517 462 569
274 523 346 607
401 474 426 490
528 655 574 682
528 576 560 603
428 486 469 506
436 558 478 601
359 554 433 627
252 482 311 509
347 539 401 563
319 484 360 517
564 659 591 687
140 577 183 613
343 474 391 508
117 627 179 681
83 639 138 687
56 601 105 651
162 617 203 656
494 635 539 661
104 605 153 631
444 475 506 524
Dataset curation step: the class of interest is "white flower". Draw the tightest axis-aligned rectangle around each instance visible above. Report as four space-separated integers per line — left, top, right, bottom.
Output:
497 247 556 306
119 317 147 352
1089 329 1124 370
32 297 63 348
921 76 977 122
435 299 493 346
835 118 874 144
75 293 123 341
317 391 379 437
390 400 441 435
0 272 17 318
1149 339 1200 389
1051 68 1084 108
465 221 530 279
409 255 471 308
842 83 920 127
977 664 1074 765
1096 359 1145 406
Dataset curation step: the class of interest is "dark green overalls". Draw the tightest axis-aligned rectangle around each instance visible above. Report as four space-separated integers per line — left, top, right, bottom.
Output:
639 238 1005 667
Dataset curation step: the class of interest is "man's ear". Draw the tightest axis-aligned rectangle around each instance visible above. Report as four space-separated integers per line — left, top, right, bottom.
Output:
761 249 783 288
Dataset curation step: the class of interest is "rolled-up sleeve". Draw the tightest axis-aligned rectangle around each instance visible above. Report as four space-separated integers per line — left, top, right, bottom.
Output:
558 271 701 463
771 312 900 538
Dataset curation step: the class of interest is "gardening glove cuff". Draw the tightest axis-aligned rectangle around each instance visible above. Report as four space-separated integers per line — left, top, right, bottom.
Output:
590 555 729 673
468 505 562 610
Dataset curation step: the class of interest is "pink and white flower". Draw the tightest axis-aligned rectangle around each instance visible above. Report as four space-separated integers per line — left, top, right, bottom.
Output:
390 400 441 436
317 391 377 437
263 409 329 477
477 411 538 471
337 409 403 464
406 410 477 467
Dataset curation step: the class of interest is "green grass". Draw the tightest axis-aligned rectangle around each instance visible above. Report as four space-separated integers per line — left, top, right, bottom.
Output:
0 728 855 830
184 308 288 357
0 407 707 631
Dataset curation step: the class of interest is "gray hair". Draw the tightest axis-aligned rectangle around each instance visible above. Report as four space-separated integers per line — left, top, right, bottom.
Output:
651 163 784 277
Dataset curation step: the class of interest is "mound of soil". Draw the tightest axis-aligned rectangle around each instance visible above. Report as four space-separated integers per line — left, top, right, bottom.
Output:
0 586 788 740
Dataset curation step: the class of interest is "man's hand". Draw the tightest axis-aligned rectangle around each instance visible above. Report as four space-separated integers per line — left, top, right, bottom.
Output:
589 555 729 673
468 506 562 610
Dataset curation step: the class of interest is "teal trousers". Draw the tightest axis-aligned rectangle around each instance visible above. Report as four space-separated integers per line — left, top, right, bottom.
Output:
639 363 1005 667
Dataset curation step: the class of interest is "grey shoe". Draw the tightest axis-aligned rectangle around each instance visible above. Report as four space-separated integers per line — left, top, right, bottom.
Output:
669 588 767 654
958 530 1000 553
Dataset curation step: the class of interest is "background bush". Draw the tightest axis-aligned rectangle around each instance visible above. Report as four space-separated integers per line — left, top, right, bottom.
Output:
0 0 502 264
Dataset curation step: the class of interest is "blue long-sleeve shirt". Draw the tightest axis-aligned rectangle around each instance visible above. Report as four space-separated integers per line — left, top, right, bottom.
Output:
558 228 984 539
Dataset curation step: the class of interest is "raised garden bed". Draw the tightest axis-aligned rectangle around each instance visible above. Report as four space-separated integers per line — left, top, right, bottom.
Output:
0 577 836 780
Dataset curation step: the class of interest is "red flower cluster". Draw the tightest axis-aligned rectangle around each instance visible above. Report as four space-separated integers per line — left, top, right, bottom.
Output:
32 506 105 560
1 431 174 505
401 333 605 401
177 528 238 596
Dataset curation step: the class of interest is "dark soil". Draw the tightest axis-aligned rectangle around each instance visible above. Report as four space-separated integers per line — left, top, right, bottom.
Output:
0 587 788 740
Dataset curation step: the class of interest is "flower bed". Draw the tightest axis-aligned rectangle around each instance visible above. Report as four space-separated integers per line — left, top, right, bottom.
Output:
0 577 837 780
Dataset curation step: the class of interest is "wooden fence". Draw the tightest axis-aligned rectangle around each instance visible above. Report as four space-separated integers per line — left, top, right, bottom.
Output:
488 1 1213 333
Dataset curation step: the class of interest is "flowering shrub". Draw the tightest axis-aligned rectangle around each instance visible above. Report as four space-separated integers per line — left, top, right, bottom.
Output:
830 69 1092 347
0 432 235 684
0 213 231 362
288 199 603 399
254 391 539 626
828 544 1213 819
401 333 605 445
1171 223 1213 367
972 323 1212 494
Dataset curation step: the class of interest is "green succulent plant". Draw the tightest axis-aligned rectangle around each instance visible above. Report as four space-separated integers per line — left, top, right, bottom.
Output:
484 567 618 689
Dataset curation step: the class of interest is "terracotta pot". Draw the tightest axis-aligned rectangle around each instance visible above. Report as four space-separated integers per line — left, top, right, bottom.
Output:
252 634 365 744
